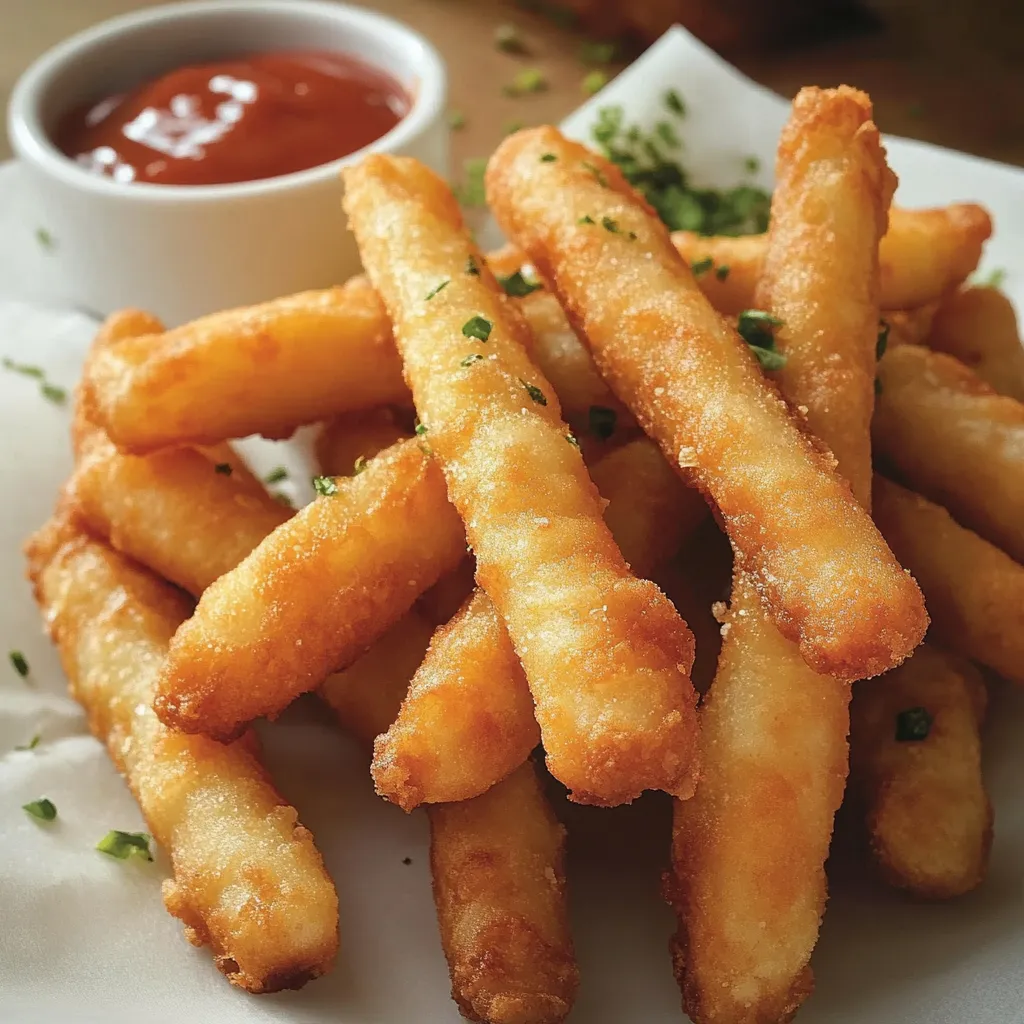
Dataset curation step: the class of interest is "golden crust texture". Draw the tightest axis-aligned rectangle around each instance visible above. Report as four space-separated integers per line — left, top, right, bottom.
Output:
26 523 339 992
154 439 466 739
486 126 927 680
430 761 579 1024
343 153 699 806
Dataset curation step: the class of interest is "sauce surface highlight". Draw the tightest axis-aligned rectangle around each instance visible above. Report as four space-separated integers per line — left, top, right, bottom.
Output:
56 51 410 187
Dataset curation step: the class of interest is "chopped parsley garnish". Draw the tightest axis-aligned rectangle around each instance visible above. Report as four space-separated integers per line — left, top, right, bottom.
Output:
579 40 618 65
96 830 152 860
214 463 232 475
581 161 608 187
664 89 685 117
895 707 932 742
497 269 542 297
520 380 547 405
578 215 595 225
977 267 1007 289
448 110 466 130
655 121 680 148
9 651 29 678
35 228 56 251
465 255 480 276
566 432 580 447
353 456 368 475
504 68 547 97
414 421 428 436
589 102 771 236
462 316 493 342
588 405 617 440
2 357 44 379
312 475 339 497
737 309 786 371
582 70 608 96
425 279 450 300
23 797 57 821
273 491 295 509
454 158 487 207
601 216 622 234
494 23 527 54
15 734 41 751
744 156 761 175
3 358 66 404
461 353 484 367
41 383 67 404
691 256 714 277
264 467 288 484
540 153 557 163
876 321 890 360
716 264 731 281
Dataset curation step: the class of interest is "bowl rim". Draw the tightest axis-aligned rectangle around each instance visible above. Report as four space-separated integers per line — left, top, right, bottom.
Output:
7 0 447 203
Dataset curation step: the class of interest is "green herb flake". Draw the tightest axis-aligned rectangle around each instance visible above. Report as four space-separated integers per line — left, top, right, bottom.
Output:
581 160 608 187
716 264 731 281
578 215 595 225
582 70 608 96
9 651 29 678
465 256 480 277
414 421 428 436
691 256 714 277
579 40 618 65
895 706 932 742
454 159 487 208
15 734 41 752
588 405 617 440
312 475 339 497
23 797 57 822
566 432 580 447
462 316 493 342
744 156 761 175
494 23 527 54
264 467 288 485
978 268 1007 289
655 121 680 148
41 383 67 405
876 320 891 361
749 346 787 372
214 463 232 475
600 215 621 234
448 110 466 130
497 269 542 297
2 357 45 379
664 89 685 117
461 353 484 367
35 228 56 251
504 68 547 97
97 830 152 860
425 279 450 301
540 153 557 163
737 309 786 371
520 379 547 406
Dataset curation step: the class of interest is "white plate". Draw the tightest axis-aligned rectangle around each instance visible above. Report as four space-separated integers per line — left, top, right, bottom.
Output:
1 25 1023 1024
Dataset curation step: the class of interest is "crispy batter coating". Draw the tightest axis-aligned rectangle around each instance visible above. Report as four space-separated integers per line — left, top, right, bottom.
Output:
25 522 338 992
667 573 850 1024
82 279 410 451
850 645 992 898
874 344 1024 563
874 476 1024 685
343 154 699 806
672 201 991 313
755 86 895 508
155 439 466 739
926 286 1024 402
487 126 927 680
430 760 578 1024
373 589 539 810
68 435 289 596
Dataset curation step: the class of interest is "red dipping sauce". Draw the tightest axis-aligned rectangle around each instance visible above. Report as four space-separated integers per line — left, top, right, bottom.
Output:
55 51 410 187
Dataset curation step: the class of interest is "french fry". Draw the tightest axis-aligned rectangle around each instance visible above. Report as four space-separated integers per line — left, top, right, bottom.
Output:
430 760 578 1024
372 589 539 810
874 343 1024 563
926 286 1024 402
487 125 927 680
25 519 339 992
673 202 992 313
668 88 895 1023
849 644 992 898
314 407 412 477
755 85 895 507
155 439 467 740
68 436 289 597
667 572 850 1024
194 441 264 490
873 476 1024 685
83 279 411 451
344 153 699 807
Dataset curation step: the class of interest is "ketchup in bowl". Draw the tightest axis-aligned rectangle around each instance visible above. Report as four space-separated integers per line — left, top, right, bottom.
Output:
55 51 410 186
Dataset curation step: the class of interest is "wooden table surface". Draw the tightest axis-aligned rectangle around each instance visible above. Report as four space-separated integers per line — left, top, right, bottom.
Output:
2 0 1022 172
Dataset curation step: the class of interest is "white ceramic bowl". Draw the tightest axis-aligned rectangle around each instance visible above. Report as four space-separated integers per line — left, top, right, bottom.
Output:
7 0 448 325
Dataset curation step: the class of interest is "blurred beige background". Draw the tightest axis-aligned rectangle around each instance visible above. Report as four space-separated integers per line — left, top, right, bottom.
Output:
1 0 1021 167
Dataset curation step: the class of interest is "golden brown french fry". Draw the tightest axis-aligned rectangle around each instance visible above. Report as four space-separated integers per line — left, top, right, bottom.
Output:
372 589 539 810
344 154 699 806
155 439 467 740
194 441 263 490
68 436 289 597
883 304 939 352
673 202 991 313
755 86 895 507
430 760 578 1024
850 644 992 898
874 344 1024 563
487 125 927 680
83 278 411 451
873 476 1024 685
667 572 850 1024
926 286 1024 402
26 519 338 992
314 407 412 477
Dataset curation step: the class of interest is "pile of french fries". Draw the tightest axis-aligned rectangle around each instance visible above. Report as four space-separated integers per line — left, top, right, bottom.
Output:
25 84 1024 1024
